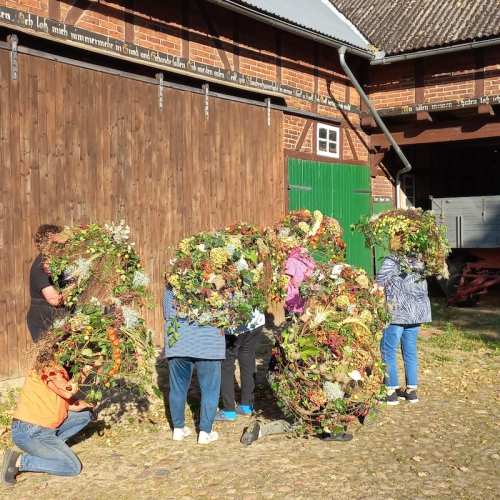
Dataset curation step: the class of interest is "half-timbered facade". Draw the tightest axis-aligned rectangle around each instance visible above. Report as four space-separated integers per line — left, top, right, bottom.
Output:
1 0 500 380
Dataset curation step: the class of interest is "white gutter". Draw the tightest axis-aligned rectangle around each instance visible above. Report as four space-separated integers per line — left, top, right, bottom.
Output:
207 0 381 61
338 46 411 208
371 37 500 65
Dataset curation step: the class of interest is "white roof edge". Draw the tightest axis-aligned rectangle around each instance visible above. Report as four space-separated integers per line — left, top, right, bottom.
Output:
205 0 374 58
319 0 370 46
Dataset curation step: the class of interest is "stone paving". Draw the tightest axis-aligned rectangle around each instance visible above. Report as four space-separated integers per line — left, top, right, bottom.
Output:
1 322 500 500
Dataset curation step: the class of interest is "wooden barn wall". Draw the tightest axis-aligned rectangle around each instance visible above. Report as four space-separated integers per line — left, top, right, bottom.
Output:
0 49 285 381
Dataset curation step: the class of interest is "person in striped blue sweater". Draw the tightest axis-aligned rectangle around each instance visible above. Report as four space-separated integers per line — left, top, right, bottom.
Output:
163 286 225 445
375 252 431 405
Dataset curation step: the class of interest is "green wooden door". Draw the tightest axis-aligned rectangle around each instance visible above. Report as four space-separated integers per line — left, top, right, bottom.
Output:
288 158 372 274
372 202 393 274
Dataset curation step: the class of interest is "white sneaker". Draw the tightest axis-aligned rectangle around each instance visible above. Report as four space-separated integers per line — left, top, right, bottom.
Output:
198 430 219 445
172 427 192 441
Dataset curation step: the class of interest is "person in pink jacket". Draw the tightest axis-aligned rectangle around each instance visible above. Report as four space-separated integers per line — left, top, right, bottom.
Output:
283 247 317 315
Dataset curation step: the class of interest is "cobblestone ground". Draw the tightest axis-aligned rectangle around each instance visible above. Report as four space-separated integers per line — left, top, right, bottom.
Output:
2 300 500 500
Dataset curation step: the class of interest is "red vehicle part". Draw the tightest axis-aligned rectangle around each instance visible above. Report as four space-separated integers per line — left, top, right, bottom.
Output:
447 260 500 306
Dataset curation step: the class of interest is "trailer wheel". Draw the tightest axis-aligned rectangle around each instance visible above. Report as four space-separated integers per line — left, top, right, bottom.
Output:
446 274 479 307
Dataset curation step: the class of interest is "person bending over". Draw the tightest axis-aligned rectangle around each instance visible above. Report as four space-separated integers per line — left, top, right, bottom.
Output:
26 224 74 342
163 286 225 445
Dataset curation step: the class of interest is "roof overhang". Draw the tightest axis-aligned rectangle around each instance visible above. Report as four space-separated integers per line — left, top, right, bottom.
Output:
371 37 500 65
206 0 381 61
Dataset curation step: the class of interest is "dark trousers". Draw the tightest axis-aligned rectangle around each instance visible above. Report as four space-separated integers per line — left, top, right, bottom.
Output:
220 326 263 411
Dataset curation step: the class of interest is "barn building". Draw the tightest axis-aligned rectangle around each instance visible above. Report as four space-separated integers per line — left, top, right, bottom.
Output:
1 0 499 381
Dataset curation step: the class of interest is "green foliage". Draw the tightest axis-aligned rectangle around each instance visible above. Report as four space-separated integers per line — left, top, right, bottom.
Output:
352 208 451 278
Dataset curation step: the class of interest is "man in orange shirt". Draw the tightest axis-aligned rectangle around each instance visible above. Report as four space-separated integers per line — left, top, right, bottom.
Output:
1 362 93 486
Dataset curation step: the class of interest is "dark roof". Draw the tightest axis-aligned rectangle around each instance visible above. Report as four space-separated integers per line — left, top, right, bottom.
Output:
329 0 500 55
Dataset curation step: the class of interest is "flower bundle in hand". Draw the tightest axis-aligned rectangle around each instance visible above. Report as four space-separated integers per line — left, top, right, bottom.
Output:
352 208 450 278
165 223 283 345
270 262 390 435
28 220 155 401
266 209 346 263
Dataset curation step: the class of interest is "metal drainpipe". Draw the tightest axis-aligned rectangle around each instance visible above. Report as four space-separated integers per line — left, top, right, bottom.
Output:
338 46 411 208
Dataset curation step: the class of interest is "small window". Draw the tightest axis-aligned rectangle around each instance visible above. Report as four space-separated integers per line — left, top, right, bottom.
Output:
317 124 340 158
403 174 415 208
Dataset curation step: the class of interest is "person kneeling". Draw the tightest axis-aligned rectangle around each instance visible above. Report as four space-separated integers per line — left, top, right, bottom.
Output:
2 362 93 486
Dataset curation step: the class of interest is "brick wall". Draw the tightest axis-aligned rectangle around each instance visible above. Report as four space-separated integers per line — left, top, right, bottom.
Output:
3 0 370 166
424 52 475 102
368 49 500 109
372 174 394 199
484 49 500 95
368 60 415 107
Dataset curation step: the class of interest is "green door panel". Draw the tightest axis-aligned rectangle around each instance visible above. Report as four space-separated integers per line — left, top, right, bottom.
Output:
372 202 393 274
288 159 372 275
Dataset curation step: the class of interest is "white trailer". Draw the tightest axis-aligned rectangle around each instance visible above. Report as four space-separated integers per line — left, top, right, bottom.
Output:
431 195 500 305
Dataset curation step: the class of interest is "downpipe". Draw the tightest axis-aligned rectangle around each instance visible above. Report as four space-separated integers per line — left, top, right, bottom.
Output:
338 46 411 208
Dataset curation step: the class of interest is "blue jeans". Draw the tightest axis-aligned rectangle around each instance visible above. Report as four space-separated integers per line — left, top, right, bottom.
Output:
12 410 92 476
380 324 420 390
168 357 221 433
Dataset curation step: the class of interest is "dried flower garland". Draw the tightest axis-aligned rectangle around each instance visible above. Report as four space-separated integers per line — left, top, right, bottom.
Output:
165 222 285 345
352 208 450 278
25 221 155 401
270 262 389 434
266 209 346 263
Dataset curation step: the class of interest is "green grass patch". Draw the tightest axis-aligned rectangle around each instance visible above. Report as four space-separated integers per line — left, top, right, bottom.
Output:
422 321 498 352
0 388 20 426
434 354 453 362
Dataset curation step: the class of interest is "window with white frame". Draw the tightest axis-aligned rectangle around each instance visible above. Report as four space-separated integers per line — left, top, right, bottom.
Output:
403 174 415 208
317 124 340 158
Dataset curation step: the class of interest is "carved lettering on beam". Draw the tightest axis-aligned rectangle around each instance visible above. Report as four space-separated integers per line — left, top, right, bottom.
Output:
64 0 93 25
312 44 319 114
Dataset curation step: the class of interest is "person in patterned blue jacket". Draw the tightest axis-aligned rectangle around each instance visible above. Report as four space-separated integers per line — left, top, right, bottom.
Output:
375 252 431 405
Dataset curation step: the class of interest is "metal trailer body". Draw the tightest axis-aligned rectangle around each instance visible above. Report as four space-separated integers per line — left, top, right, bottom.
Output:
431 195 500 305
